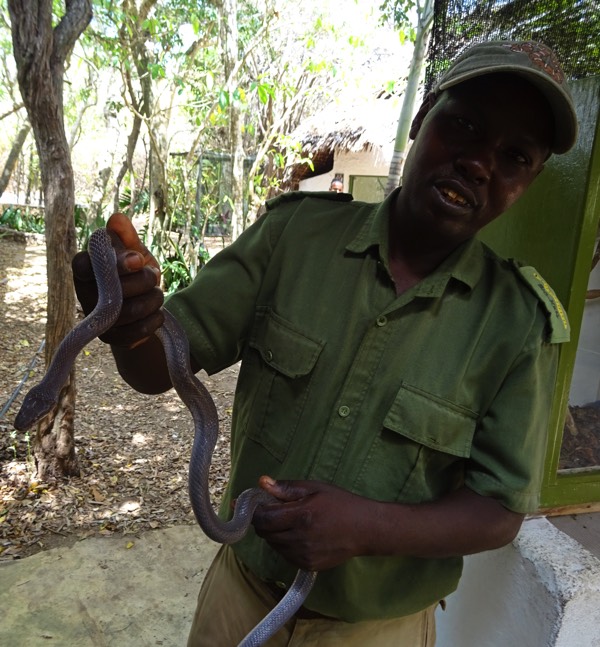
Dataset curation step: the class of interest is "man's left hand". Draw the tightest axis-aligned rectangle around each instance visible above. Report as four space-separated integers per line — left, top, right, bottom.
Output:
252 476 368 572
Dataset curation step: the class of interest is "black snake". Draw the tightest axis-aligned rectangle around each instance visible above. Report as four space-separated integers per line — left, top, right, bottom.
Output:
14 227 317 646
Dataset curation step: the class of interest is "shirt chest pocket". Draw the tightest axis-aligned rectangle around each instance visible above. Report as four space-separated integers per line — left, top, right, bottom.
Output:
240 308 324 461
353 383 478 502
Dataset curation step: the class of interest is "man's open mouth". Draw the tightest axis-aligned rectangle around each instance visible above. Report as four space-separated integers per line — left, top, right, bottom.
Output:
440 186 469 207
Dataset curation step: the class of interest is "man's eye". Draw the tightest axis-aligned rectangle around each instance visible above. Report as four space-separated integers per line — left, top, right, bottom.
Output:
507 149 530 165
456 117 475 132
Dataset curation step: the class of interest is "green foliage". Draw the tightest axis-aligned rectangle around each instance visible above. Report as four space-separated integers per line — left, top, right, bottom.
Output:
131 153 219 294
148 62 166 80
0 204 109 250
0 204 111 251
0 207 44 233
379 0 417 40
119 188 150 215
140 220 210 295
160 234 209 295
252 135 314 203
237 1 263 48
74 204 106 250
251 79 276 105
0 0 413 252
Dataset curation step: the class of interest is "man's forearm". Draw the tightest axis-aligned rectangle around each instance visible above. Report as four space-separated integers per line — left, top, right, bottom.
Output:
362 486 524 560
253 479 524 572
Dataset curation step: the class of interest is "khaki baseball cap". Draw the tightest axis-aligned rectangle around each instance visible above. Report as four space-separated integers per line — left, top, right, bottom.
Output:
433 40 578 154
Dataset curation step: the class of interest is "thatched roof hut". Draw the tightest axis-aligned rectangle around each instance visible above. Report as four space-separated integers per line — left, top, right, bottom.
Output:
284 96 401 190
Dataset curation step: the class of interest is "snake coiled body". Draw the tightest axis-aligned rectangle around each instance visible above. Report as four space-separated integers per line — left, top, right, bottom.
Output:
14 228 316 646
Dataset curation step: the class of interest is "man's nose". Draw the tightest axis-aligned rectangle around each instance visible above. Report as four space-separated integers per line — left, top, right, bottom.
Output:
455 150 492 185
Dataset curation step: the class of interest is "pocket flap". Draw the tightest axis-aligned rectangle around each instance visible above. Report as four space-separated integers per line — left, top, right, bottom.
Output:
249 308 324 378
384 383 477 457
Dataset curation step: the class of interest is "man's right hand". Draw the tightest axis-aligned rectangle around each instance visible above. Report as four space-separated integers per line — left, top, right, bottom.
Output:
72 213 165 349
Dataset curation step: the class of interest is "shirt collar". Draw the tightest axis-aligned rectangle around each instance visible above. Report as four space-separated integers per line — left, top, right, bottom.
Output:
345 188 398 256
345 187 485 293
415 237 485 296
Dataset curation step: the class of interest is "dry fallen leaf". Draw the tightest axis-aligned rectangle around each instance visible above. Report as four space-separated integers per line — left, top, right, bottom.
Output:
91 486 105 502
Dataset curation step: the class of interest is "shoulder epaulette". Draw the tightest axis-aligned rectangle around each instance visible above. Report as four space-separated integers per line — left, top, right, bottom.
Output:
512 263 570 344
265 190 354 211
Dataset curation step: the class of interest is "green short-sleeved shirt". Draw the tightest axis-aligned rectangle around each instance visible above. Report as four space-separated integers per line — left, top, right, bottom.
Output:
166 189 565 622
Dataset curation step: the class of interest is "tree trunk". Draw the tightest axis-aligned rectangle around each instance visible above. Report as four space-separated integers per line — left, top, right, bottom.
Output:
0 122 30 197
113 113 142 214
216 0 245 240
384 0 434 197
117 0 162 236
148 125 168 228
230 107 245 238
8 0 92 481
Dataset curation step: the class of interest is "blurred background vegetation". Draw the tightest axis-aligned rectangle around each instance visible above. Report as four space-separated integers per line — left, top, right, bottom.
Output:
0 0 416 293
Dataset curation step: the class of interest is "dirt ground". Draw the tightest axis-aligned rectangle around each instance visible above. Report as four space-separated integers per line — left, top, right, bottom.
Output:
561 404 600 470
0 232 238 560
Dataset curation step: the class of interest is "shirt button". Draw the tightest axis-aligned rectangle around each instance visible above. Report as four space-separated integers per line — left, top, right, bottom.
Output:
265 350 273 362
376 315 387 327
338 405 351 418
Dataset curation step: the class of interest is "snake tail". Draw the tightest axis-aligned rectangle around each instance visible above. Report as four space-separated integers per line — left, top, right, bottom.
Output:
239 570 318 647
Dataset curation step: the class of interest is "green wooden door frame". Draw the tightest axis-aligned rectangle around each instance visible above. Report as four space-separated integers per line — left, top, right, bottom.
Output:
542 83 600 509
479 77 600 510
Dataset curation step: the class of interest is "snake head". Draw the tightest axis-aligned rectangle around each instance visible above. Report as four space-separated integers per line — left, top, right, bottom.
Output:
14 387 58 431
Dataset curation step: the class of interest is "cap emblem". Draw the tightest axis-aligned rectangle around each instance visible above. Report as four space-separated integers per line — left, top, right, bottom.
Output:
505 41 565 85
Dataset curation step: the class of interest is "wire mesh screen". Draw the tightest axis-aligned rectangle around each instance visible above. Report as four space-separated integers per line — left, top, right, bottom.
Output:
425 0 600 91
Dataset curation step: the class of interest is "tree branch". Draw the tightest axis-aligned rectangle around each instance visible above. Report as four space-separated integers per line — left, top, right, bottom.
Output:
53 0 93 63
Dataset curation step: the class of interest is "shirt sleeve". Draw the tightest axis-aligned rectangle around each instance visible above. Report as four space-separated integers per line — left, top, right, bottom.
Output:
464 327 559 514
164 208 289 374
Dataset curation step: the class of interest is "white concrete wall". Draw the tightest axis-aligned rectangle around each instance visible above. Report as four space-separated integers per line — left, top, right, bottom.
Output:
298 147 391 193
570 255 600 406
436 518 600 647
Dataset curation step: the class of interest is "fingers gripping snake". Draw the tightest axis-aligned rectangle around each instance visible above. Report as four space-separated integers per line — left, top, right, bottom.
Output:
14 228 317 646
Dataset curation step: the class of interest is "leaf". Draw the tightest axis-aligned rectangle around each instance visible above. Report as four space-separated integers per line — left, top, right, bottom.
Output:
126 541 135 549
257 84 268 104
218 89 229 109
91 486 105 502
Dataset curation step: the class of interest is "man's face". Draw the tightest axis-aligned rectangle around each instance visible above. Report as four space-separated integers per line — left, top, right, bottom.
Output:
400 74 554 246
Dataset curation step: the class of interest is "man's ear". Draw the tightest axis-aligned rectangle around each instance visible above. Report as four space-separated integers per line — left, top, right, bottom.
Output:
409 92 438 140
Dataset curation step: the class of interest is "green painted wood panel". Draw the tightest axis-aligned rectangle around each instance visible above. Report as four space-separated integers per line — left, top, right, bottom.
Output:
478 76 600 508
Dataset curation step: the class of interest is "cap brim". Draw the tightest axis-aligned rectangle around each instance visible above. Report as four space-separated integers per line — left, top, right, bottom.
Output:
438 66 578 153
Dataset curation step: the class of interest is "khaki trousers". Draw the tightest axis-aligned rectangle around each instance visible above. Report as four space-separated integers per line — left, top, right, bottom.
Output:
187 546 437 647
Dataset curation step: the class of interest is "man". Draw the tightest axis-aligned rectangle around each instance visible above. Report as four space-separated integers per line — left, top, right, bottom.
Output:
329 176 344 192
73 40 577 646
